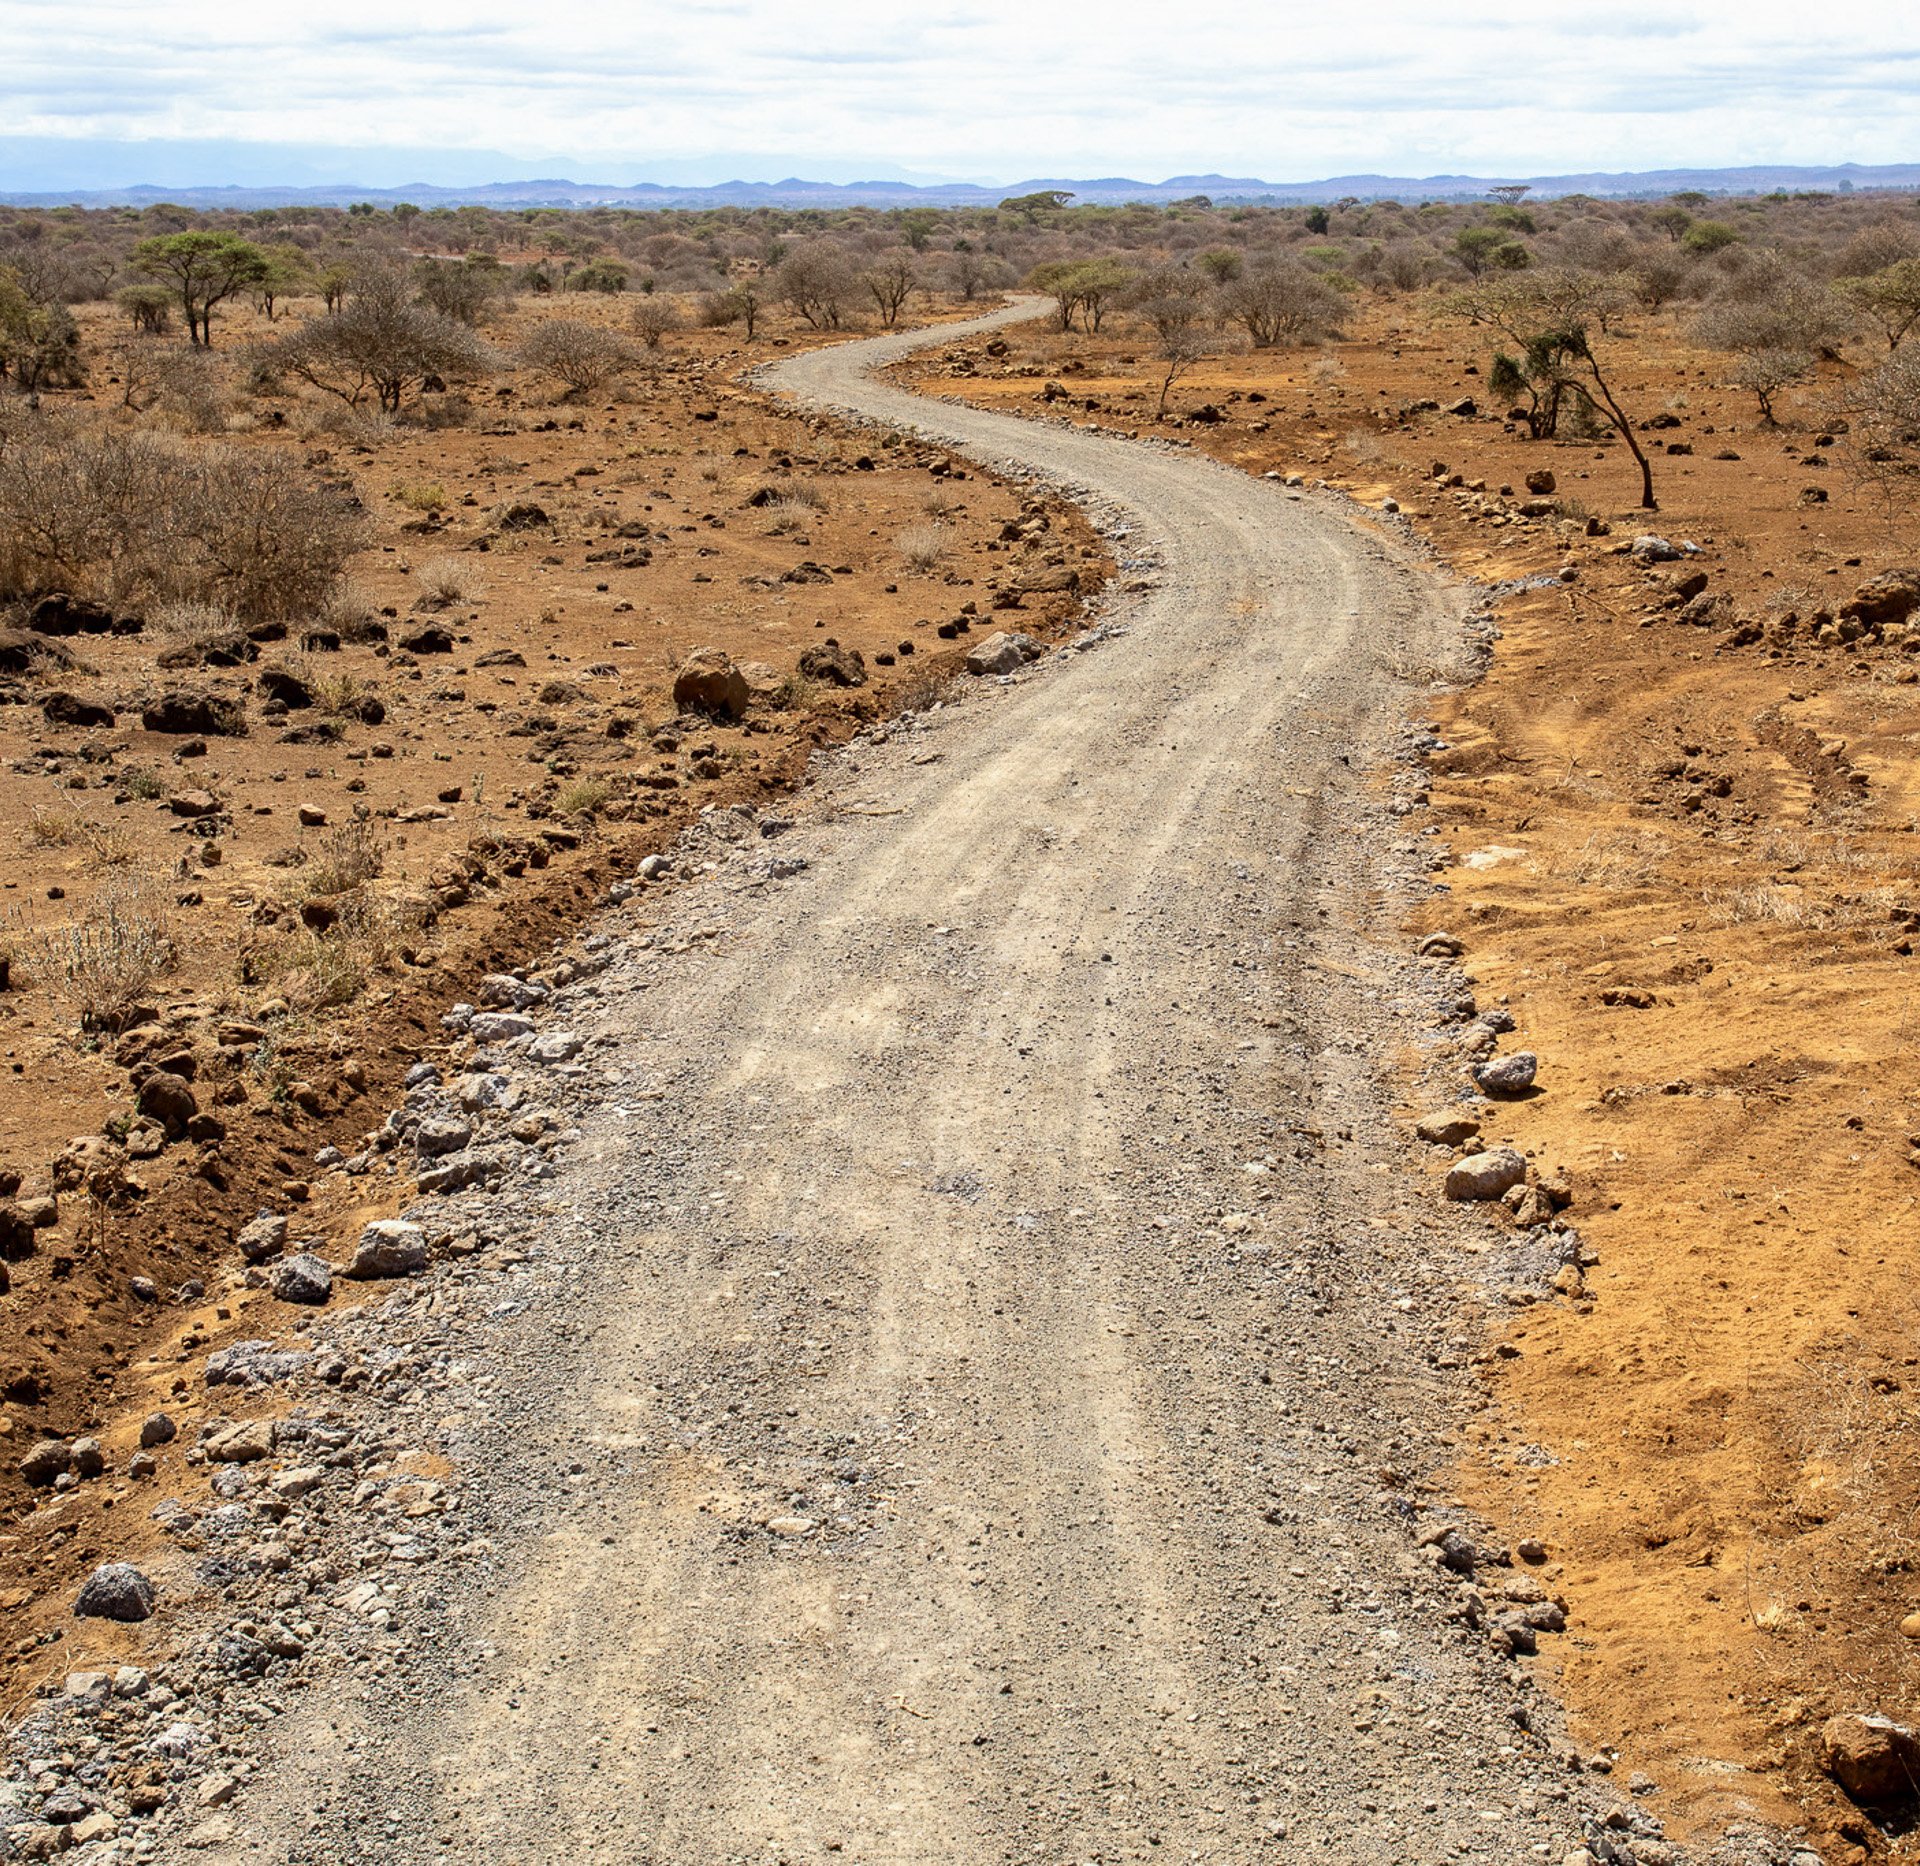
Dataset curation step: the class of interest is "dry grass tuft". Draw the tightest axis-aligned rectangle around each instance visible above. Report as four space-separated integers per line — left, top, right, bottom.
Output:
895 522 949 573
301 818 385 899
760 496 817 537
35 875 177 1031
415 556 485 610
554 777 613 817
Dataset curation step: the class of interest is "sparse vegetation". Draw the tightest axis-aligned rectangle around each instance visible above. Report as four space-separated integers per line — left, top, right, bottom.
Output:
415 555 485 610
895 521 949 572
34 875 177 1030
516 317 637 394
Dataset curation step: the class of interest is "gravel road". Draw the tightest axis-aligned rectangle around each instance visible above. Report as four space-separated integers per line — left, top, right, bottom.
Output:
172 303 1637 1864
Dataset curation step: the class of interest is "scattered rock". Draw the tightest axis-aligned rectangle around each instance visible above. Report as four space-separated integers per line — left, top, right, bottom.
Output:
469 1011 535 1045
1415 1112 1480 1147
270 1251 333 1305
965 632 1041 676
235 1212 288 1263
75 1562 157 1622
798 642 867 687
414 1115 475 1158
41 690 115 729
672 647 750 720
1819 1712 1920 1805
345 1219 428 1279
1841 567 1920 630
136 1071 199 1135
141 690 247 737
204 1419 274 1462
206 1341 309 1388
1475 1052 1538 1097
1444 1148 1528 1202
18 1438 70 1485
140 1412 177 1448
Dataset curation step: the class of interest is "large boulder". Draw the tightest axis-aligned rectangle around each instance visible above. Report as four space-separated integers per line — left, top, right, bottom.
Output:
965 632 1042 677
345 1220 427 1279
1820 1713 1920 1805
142 690 247 737
1840 568 1920 630
798 642 867 688
1444 1148 1528 1202
75 1563 156 1623
672 647 750 720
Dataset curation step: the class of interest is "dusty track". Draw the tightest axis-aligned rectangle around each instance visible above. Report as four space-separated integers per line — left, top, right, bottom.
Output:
197 304 1611 1862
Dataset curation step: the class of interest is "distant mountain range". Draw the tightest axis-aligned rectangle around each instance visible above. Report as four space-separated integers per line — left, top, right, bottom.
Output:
5 153 1919 211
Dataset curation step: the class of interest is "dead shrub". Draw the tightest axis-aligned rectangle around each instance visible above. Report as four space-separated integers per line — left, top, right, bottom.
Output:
516 318 637 396
895 522 949 573
0 407 361 619
415 556 485 610
760 496 817 536
34 875 177 1031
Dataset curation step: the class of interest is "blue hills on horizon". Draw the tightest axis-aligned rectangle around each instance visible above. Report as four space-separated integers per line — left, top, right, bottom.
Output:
2 140 1917 209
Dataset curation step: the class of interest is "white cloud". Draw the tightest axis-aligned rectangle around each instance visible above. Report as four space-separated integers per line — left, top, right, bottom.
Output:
1 0 1914 181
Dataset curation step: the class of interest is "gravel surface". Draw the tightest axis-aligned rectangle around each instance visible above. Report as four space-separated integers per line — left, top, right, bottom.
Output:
8 304 1794 1866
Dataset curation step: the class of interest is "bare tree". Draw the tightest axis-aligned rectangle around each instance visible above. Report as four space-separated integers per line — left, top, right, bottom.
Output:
1693 255 1852 423
776 245 857 330
1844 347 1920 533
862 253 917 329
629 295 683 349
1132 270 1214 417
516 318 636 395
1220 261 1346 349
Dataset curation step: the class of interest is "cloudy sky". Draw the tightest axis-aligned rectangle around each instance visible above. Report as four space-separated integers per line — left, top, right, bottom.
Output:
1 0 1914 186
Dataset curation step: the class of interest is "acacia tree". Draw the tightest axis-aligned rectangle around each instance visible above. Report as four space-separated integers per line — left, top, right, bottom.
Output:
1692 255 1851 424
0 266 84 394
1455 269 1658 509
132 231 270 346
1843 258 1920 352
270 266 492 414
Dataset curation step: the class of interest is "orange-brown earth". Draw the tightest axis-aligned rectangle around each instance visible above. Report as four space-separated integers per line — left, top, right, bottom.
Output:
905 305 1920 1861
0 293 1110 1698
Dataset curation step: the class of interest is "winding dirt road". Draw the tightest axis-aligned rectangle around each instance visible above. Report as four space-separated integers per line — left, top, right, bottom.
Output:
209 304 1608 1864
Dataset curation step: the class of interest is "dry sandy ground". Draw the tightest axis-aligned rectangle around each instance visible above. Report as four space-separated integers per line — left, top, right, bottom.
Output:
902 303 1920 1862
128 303 1652 1862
